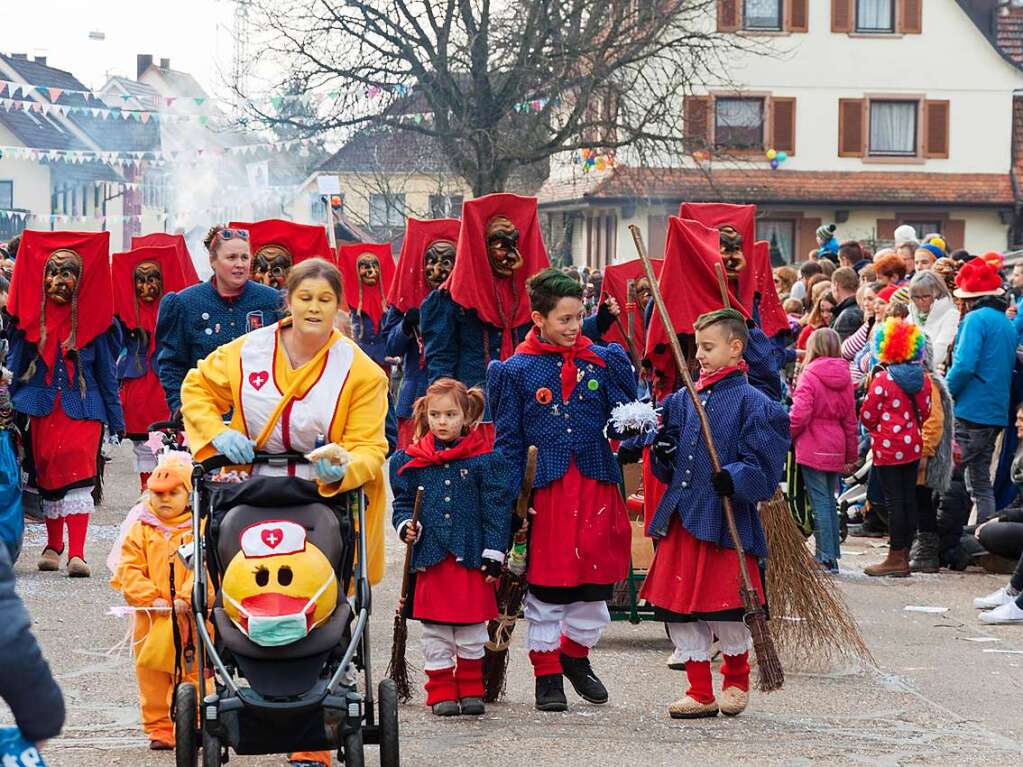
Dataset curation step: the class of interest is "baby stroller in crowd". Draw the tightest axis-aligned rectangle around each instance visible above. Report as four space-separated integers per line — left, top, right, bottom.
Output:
837 453 872 541
174 452 398 767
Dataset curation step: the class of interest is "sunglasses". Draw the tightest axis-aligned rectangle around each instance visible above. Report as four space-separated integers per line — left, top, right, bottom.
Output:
218 228 250 241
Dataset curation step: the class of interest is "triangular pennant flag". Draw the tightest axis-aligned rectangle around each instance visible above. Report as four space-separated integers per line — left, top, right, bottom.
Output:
270 96 283 110
193 97 206 107
47 87 63 101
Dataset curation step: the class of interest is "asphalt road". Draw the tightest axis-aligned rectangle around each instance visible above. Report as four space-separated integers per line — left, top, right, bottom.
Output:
4 442 1022 766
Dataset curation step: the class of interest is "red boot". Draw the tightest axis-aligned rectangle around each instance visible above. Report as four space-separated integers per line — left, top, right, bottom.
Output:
455 657 485 715
425 667 458 716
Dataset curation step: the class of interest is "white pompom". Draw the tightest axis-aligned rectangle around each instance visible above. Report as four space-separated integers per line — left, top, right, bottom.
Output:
607 400 659 436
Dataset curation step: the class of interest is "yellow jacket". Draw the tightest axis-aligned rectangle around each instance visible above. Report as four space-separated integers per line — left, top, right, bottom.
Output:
110 506 198 672
179 322 389 584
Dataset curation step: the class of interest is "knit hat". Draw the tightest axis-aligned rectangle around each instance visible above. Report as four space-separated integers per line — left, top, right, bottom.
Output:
874 317 925 365
893 225 918 246
815 224 836 242
917 243 944 262
147 451 193 493
953 258 1004 299
979 251 1004 271
876 285 899 303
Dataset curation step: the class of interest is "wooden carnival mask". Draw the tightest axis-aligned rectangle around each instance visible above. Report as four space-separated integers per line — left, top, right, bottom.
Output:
44 249 82 305
133 260 163 304
424 239 456 289
633 276 653 313
718 225 747 282
252 244 292 289
357 252 381 286
485 215 523 279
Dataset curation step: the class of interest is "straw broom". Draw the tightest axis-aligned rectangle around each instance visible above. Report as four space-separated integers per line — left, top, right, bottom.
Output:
483 445 538 702
629 224 784 692
386 486 424 703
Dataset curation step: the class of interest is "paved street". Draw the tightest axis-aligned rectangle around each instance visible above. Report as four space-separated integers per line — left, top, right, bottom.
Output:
4 443 1022 766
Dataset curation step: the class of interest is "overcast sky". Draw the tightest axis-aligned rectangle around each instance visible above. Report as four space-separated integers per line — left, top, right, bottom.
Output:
0 0 237 94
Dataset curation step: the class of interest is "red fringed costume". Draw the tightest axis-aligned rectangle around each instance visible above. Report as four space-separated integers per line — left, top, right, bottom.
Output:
131 232 199 284
338 242 396 368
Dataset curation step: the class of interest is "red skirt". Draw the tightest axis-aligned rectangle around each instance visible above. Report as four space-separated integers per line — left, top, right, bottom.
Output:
527 459 630 588
413 555 497 624
640 516 765 617
396 418 416 450
30 394 103 493
120 371 170 437
642 447 667 536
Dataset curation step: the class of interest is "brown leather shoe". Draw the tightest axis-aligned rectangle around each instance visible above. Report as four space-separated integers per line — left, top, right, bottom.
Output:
37 547 62 572
864 548 910 578
67 556 91 578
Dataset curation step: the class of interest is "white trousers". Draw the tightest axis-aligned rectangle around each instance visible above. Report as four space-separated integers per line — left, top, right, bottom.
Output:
523 593 610 652
421 622 489 671
666 620 752 663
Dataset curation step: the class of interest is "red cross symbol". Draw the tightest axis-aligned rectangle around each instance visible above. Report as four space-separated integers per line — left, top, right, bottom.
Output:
261 527 284 549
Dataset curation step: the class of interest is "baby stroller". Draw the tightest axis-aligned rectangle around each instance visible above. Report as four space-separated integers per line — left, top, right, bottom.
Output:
837 452 872 542
174 452 398 767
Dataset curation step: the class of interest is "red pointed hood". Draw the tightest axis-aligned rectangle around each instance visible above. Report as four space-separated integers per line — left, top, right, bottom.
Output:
388 218 460 313
679 202 757 312
753 240 790 338
112 245 189 334
598 258 662 357
229 219 334 266
9 230 113 368
443 193 549 359
338 242 395 328
131 232 200 284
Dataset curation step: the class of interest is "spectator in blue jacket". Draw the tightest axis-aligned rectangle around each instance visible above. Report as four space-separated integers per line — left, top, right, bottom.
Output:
155 226 283 414
947 259 1018 523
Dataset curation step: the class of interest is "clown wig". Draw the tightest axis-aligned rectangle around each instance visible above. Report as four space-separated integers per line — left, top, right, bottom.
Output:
873 317 926 365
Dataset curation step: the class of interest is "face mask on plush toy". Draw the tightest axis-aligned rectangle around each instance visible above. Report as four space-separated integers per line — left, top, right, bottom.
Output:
134 261 163 303
223 572 335 647
424 240 455 289
485 216 523 278
44 249 81 305
357 253 381 286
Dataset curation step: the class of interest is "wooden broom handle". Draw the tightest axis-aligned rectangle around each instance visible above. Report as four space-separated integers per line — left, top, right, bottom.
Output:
397 487 425 609
628 224 759 599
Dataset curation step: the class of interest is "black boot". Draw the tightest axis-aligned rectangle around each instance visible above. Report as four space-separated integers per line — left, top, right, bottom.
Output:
560 653 609 704
534 674 568 712
909 531 940 573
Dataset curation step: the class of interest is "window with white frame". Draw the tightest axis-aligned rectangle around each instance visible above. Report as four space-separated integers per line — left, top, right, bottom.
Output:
856 0 894 33
369 193 406 228
429 194 464 219
756 219 796 265
868 101 917 157
744 0 783 31
714 97 765 150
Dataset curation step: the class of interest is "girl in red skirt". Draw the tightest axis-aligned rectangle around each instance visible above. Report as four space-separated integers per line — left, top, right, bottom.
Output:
389 378 510 716
489 269 638 712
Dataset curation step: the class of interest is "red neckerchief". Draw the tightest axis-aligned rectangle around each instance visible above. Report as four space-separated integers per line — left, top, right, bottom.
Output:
211 276 241 306
695 361 749 392
515 326 606 401
398 428 493 474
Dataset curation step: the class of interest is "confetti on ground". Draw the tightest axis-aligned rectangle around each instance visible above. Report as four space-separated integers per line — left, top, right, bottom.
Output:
903 606 949 614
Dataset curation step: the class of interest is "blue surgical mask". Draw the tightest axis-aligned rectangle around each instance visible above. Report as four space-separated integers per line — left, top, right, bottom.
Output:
225 573 335 648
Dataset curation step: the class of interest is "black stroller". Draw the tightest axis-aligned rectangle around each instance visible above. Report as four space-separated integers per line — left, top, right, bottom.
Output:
174 452 398 767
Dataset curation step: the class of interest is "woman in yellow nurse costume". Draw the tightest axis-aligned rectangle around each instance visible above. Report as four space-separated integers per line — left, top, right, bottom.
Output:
179 257 388 767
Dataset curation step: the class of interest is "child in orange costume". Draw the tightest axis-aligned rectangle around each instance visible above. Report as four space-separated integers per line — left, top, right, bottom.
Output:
110 452 200 750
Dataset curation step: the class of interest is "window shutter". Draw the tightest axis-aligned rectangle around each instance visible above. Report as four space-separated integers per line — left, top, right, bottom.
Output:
877 219 897 242
838 98 866 157
788 0 809 33
717 0 740 32
923 100 950 159
770 97 797 155
831 0 853 33
798 217 822 261
944 219 965 251
684 95 712 151
648 215 669 261
898 0 922 35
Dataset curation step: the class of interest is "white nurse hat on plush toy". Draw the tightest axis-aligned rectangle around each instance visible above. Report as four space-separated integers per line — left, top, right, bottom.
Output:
239 520 307 559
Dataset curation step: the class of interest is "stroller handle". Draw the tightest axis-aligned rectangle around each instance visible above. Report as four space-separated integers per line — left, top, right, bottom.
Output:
197 451 310 474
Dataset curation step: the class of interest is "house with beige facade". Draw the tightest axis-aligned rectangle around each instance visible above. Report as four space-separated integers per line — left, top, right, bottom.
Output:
539 0 1023 267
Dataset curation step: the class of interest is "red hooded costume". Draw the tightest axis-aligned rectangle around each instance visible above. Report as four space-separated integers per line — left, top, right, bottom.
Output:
338 242 395 331
131 232 199 284
752 240 790 338
598 258 662 362
229 219 334 289
388 218 460 314
443 193 549 361
112 245 191 436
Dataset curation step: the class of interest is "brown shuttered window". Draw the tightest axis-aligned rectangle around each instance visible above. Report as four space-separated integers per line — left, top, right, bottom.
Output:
923 100 950 159
876 219 897 241
718 0 740 32
943 219 965 250
684 95 712 151
798 217 822 262
898 0 922 35
831 0 853 33
838 98 866 157
788 0 809 33
771 97 797 155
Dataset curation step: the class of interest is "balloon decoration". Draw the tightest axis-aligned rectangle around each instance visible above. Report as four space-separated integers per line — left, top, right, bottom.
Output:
766 148 788 170
574 148 617 173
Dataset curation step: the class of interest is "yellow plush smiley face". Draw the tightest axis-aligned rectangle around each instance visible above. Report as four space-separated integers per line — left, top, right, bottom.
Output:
222 521 338 636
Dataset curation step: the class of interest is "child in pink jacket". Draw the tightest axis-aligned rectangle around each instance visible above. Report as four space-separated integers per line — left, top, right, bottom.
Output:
790 328 858 572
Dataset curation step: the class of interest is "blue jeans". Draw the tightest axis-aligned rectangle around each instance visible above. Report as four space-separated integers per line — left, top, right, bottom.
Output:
802 467 840 566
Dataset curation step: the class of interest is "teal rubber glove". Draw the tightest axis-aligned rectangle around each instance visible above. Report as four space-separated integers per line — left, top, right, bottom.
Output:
212 429 255 464
315 458 346 484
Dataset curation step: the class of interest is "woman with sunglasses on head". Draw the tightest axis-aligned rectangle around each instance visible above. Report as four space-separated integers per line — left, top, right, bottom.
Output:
155 226 285 417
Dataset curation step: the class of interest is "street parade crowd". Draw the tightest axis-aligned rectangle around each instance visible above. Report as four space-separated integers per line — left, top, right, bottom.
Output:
1 197 1023 765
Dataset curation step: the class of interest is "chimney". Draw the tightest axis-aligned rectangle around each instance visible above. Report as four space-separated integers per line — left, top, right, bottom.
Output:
34 56 46 66
137 54 153 80
160 58 171 70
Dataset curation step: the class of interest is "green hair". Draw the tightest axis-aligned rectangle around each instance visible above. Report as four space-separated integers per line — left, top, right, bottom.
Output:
527 268 584 316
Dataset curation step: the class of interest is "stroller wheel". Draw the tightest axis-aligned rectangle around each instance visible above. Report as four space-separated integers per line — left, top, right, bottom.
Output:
173 684 199 767
342 729 364 767
202 729 222 767
378 679 400 767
